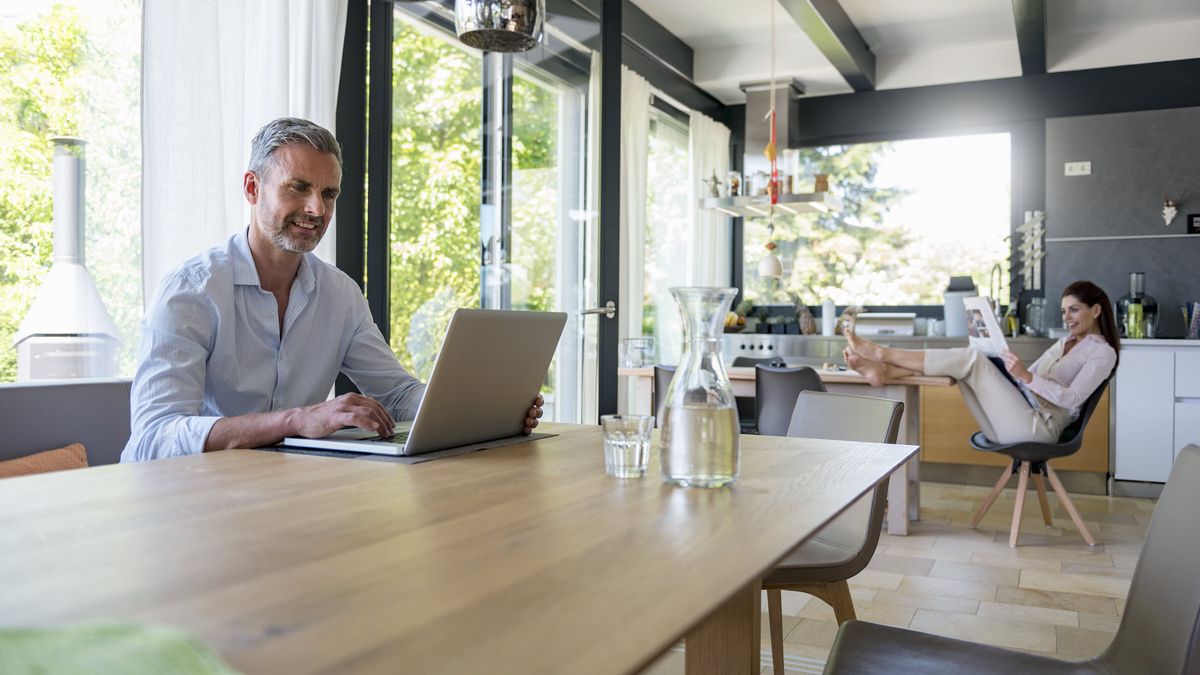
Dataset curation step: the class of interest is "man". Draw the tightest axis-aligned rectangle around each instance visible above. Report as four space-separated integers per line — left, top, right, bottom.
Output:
122 117 541 461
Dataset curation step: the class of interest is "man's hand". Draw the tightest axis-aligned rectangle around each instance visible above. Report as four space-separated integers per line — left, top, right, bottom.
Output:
523 394 544 435
291 393 396 438
1000 350 1033 384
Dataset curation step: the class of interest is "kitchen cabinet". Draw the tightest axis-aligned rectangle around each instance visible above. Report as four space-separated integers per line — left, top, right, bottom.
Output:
919 384 1109 472
1113 340 1200 483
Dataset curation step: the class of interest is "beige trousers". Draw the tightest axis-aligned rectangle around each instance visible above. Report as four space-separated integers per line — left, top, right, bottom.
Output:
923 348 1071 445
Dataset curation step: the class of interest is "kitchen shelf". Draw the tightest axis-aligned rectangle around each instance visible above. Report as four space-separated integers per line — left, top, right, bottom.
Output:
700 192 842 218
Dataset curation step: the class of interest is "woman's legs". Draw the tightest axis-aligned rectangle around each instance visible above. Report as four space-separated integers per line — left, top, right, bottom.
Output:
843 348 916 387
844 320 927 373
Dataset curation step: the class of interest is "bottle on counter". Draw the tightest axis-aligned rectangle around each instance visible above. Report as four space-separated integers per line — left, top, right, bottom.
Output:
821 299 836 336
1116 272 1158 339
1004 306 1019 337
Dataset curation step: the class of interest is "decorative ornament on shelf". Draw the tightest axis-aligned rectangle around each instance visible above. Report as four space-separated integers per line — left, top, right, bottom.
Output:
454 0 544 52
1162 193 1180 226
703 170 721 198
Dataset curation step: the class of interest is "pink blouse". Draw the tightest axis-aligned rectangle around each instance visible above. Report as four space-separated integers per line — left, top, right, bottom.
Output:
1026 333 1117 418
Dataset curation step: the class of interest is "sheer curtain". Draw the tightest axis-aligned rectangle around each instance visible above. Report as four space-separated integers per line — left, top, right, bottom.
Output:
141 0 348 304
686 111 732 287
618 66 650 412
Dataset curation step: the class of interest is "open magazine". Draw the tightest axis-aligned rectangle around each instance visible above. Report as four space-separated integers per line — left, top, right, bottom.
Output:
962 296 1040 408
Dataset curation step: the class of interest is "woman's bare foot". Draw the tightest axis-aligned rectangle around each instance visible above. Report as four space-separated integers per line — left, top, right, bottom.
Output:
843 315 886 362
843 347 888 387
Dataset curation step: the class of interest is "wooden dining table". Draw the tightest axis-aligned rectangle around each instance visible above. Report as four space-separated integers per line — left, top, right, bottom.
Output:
0 423 916 674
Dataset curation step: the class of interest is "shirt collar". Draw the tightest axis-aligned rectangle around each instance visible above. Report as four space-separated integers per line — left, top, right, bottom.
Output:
231 227 317 294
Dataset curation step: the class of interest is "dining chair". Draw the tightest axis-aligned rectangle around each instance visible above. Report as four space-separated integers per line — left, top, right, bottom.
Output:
730 356 784 433
753 364 826 437
823 444 1200 674
764 390 904 675
652 365 675 428
967 377 1110 547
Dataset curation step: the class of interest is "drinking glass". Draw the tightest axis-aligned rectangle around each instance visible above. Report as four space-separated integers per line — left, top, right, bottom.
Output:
601 414 654 478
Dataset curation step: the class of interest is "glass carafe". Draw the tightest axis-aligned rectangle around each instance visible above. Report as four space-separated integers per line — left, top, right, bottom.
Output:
1117 272 1158 339
659 287 740 488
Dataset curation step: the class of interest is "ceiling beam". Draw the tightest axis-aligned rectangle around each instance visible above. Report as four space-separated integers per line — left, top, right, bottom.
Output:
1012 0 1046 75
778 0 875 92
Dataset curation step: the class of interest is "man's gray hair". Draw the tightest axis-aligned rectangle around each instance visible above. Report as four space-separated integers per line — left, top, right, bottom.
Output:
248 117 343 175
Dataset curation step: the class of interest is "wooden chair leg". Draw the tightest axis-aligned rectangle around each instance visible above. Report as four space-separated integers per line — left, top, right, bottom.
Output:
1032 471 1053 526
767 588 785 675
970 465 1013 528
824 580 857 624
785 581 858 624
1009 461 1030 547
1045 464 1097 546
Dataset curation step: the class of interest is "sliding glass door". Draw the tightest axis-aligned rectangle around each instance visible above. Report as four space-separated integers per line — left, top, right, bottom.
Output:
382 1 606 423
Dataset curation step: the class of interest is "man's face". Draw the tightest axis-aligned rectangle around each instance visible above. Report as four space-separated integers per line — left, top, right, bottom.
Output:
245 144 341 254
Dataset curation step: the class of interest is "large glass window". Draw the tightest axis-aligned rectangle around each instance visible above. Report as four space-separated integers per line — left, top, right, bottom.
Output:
0 0 142 382
742 132 1011 307
388 11 483 381
388 4 594 422
642 108 690 365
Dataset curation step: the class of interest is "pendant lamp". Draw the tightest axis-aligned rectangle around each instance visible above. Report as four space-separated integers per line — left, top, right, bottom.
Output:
455 0 544 52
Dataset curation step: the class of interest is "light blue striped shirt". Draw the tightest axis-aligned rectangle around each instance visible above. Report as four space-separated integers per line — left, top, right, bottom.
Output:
122 229 424 461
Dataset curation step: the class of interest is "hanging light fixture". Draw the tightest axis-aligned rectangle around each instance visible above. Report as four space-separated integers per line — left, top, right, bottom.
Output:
758 0 783 280
455 0 545 52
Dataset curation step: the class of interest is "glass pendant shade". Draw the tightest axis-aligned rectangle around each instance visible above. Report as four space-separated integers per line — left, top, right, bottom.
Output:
454 0 544 52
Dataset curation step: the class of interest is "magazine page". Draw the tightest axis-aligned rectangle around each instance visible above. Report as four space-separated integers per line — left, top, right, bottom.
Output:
962 296 1008 357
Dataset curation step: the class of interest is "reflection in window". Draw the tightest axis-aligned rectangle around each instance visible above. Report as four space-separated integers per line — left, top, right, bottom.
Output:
0 0 142 382
743 133 1011 306
642 109 690 365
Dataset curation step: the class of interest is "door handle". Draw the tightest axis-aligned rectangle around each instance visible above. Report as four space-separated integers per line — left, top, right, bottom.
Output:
581 301 616 319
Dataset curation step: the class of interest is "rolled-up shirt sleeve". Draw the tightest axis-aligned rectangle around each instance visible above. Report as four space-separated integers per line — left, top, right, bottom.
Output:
1026 344 1116 413
122 271 221 462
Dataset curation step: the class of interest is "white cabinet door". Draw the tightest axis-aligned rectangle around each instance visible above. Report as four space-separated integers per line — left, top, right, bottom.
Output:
1175 400 1200 462
1176 352 1200 398
1114 348 1176 482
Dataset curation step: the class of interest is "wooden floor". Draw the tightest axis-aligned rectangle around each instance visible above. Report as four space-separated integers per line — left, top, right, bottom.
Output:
641 480 1155 674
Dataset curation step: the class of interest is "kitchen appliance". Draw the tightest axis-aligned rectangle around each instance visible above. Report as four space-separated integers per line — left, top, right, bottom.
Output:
1117 272 1159 339
853 312 916 337
942 276 977 338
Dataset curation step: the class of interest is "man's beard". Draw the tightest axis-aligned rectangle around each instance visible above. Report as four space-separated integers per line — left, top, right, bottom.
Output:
268 215 324 253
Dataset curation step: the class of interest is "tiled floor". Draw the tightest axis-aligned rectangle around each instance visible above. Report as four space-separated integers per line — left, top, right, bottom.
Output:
640 480 1156 674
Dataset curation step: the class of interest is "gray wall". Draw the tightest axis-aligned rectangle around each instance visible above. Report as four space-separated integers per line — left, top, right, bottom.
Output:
1045 106 1200 338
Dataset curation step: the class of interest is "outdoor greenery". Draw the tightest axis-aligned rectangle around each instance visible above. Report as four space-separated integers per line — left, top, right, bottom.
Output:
746 141 1010 306
0 2 141 382
388 18 561 382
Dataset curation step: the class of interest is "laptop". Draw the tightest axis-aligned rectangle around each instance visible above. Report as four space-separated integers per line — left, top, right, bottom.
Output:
282 308 567 456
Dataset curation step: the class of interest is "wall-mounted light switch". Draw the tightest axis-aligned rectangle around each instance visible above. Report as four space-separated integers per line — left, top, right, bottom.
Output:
1064 161 1092 176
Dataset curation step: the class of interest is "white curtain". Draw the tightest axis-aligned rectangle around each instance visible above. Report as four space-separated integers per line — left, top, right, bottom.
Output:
686 111 732 287
142 0 348 304
618 66 650 412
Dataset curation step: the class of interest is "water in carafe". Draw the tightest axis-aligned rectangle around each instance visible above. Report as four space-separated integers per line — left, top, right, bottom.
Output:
658 287 740 488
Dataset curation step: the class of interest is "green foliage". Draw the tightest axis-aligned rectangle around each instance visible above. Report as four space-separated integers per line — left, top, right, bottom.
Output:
0 1 142 383
0 5 86 380
388 23 483 379
747 141 1008 306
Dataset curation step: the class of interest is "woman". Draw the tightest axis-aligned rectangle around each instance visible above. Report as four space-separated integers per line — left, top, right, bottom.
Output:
844 281 1120 444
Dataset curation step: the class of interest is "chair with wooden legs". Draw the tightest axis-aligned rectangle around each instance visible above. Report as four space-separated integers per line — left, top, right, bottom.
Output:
763 391 904 675
823 444 1200 675
968 378 1110 547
